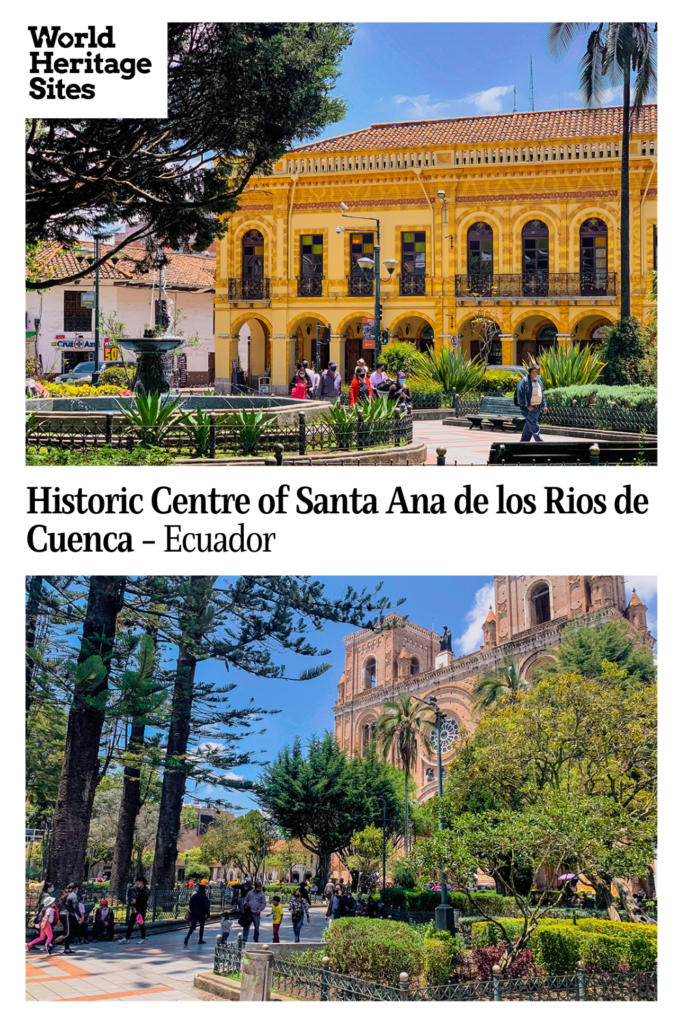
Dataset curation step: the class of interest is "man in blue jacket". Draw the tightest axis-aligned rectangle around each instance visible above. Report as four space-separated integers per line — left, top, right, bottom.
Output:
516 364 548 442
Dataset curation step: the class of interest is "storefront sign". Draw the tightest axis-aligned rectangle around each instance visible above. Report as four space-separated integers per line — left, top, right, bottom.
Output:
53 339 95 349
81 291 96 308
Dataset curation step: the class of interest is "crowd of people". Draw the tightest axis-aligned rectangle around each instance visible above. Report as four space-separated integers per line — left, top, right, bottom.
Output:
290 359 412 411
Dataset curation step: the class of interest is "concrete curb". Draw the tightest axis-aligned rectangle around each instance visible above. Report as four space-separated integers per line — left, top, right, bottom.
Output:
175 440 427 466
441 417 657 444
193 972 299 1001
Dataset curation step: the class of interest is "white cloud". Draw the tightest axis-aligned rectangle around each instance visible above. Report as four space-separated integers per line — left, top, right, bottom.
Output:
465 85 514 114
454 582 496 655
564 86 624 105
393 93 458 119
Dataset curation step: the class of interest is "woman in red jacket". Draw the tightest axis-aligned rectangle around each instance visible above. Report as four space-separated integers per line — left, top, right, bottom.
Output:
349 368 373 406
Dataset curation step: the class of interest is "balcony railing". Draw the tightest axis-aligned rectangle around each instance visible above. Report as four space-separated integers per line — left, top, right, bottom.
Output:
227 277 270 301
399 273 427 296
454 272 617 298
347 275 374 297
297 274 324 297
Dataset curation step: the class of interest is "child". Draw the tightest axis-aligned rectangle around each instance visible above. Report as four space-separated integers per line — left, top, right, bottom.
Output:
219 911 235 946
267 896 283 943
27 896 56 955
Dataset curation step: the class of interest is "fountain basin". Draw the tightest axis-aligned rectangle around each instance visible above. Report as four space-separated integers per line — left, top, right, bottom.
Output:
26 396 330 427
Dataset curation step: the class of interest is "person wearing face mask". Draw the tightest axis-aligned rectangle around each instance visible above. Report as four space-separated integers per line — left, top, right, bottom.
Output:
349 368 373 406
119 876 149 944
516 363 547 442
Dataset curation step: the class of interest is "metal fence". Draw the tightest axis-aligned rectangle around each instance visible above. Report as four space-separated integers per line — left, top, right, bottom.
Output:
213 943 656 1002
26 411 414 459
454 272 618 298
26 885 237 928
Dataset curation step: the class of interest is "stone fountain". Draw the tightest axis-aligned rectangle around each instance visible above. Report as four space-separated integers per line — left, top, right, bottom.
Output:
118 333 184 394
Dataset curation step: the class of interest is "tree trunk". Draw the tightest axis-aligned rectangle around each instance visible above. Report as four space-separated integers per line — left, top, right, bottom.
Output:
404 764 410 855
109 717 145 894
151 577 212 889
613 876 652 924
46 577 126 889
620 66 631 319
25 575 43 737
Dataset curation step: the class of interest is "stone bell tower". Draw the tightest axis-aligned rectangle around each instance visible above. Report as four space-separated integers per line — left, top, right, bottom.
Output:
493 575 626 642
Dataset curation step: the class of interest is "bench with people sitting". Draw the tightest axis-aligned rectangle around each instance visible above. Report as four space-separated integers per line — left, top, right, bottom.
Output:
466 396 526 432
487 439 657 465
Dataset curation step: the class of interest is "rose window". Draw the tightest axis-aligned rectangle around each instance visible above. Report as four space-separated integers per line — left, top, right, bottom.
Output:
430 716 460 752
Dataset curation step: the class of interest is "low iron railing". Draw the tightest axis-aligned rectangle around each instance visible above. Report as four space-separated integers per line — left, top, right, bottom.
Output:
227 277 271 301
26 410 414 459
347 275 374 297
454 272 618 298
213 944 656 1002
297 274 324 297
26 885 239 928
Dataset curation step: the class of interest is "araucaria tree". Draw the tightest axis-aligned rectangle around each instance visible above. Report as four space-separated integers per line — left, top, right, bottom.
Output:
374 694 435 854
26 23 354 289
546 23 657 320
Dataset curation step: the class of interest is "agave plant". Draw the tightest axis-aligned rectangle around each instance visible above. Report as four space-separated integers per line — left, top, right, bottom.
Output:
320 402 357 449
115 391 186 447
225 407 275 455
412 348 487 393
362 395 400 446
180 404 232 458
532 344 605 388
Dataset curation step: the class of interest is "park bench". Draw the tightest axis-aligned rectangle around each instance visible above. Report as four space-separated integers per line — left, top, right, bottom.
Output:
466 396 526 432
487 440 657 465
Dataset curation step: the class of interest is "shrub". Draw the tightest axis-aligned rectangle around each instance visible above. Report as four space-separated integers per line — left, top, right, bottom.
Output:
544 384 657 410
379 341 421 377
422 937 453 985
98 365 137 387
391 860 417 890
533 343 605 387
412 348 486 393
325 917 424 984
451 891 518 918
471 918 525 948
480 369 523 395
471 944 539 980
25 445 175 466
529 920 656 974
288 947 326 968
404 378 443 396
598 316 650 385
42 383 133 397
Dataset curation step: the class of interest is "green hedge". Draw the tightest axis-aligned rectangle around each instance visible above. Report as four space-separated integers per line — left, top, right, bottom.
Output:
545 384 658 410
97 365 136 387
480 370 522 396
325 917 424 983
381 888 518 917
471 918 656 973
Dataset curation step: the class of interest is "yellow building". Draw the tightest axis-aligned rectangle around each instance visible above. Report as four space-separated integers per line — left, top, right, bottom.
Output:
213 104 657 391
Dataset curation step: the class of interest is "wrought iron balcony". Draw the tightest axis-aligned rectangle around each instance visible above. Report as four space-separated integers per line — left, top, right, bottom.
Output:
227 277 270 301
454 272 617 299
399 273 427 296
297 274 324 297
347 275 374 297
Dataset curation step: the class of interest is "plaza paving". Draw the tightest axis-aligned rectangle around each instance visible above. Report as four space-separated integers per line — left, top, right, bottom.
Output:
26 904 329 1001
412 420 578 465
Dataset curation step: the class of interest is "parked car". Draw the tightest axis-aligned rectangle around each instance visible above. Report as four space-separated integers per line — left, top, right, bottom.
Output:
55 360 132 383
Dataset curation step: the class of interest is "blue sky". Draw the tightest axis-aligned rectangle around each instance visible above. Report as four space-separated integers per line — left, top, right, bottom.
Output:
192 574 657 813
304 22 654 144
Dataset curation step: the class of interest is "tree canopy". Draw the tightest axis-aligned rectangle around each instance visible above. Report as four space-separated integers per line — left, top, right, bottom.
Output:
26 23 354 289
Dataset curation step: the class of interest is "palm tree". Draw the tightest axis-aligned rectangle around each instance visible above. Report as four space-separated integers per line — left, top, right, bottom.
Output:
473 654 527 711
546 23 657 320
374 694 435 854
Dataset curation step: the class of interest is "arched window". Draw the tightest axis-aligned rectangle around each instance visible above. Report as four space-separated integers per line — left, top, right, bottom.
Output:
241 230 265 299
580 218 608 295
361 721 375 755
410 656 420 677
522 220 549 295
363 657 377 689
467 222 494 294
392 658 398 680
528 581 551 626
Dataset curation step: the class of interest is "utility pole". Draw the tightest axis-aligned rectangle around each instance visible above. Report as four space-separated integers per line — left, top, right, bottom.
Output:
529 55 535 112
512 86 517 113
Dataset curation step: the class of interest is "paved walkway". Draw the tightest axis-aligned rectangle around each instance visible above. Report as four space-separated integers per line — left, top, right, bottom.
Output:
413 420 578 465
26 906 329 1001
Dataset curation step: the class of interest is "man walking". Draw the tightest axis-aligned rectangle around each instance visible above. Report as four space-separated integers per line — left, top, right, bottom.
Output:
119 876 149 945
184 883 211 946
317 361 342 401
242 881 266 943
516 363 547 442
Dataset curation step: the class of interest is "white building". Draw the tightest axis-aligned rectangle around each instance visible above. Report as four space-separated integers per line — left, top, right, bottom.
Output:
26 240 216 385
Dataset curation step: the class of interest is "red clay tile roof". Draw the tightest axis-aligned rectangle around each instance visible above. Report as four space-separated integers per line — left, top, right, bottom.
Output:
291 104 657 153
33 241 215 290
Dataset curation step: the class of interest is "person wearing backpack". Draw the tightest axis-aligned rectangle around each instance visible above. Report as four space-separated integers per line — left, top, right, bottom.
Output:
288 889 311 942
515 363 547 442
27 896 56 955
184 883 211 946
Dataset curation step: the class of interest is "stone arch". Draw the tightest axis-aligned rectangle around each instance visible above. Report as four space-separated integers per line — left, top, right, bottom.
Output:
509 208 561 273
455 210 505 276
286 312 329 377
386 310 437 337
227 313 272 380
511 311 563 365
568 308 617 336
362 655 377 690
232 219 274 279
230 312 273 338
525 578 554 629
518 650 558 682
510 309 562 337
457 311 504 364
356 710 378 756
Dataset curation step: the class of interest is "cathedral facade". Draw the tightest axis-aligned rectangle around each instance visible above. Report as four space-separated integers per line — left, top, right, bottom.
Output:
333 575 650 802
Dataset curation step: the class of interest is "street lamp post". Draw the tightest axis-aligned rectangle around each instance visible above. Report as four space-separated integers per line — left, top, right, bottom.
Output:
92 234 101 385
413 694 456 935
337 203 397 371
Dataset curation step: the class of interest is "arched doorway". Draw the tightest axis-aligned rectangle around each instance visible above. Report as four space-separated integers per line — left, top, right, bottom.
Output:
580 218 609 295
514 316 559 366
467 222 494 294
237 318 271 387
522 220 549 295
528 581 551 626
241 230 265 299
344 318 375 381
289 316 329 380
571 313 614 352
417 324 434 353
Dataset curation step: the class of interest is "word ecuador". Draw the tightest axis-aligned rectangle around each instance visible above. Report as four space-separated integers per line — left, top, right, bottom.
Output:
28 25 151 99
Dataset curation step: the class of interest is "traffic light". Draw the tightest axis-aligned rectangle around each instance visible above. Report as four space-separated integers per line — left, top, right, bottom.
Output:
322 326 331 344
378 303 383 321
382 328 389 343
